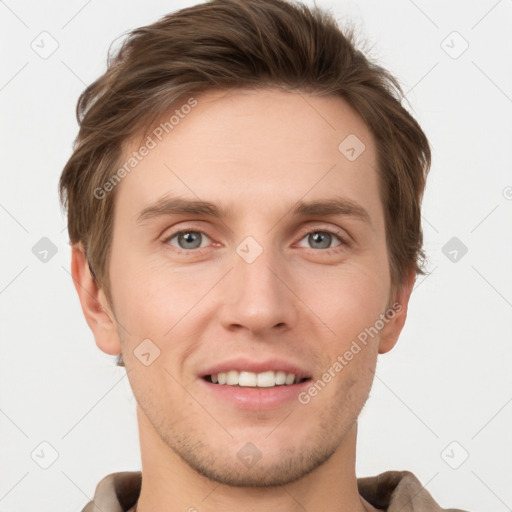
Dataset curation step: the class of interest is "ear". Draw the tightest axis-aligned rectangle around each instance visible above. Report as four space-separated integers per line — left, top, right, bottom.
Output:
70 243 122 357
378 268 416 354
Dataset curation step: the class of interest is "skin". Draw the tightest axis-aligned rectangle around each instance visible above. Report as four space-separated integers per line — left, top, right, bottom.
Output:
72 87 415 512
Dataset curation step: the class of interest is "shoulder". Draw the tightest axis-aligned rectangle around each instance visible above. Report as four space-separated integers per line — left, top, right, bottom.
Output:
81 471 142 512
358 470 469 512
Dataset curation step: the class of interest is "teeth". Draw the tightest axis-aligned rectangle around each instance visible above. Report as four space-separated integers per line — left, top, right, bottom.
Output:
210 370 302 387
239 371 257 387
275 370 287 385
226 370 238 385
257 370 275 387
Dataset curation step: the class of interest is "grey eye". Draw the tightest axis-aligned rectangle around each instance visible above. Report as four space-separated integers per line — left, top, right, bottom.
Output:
307 232 333 249
168 231 209 250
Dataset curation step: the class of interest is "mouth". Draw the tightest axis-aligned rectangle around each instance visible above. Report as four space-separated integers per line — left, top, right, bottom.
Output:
203 370 310 387
200 368 312 410
198 358 313 410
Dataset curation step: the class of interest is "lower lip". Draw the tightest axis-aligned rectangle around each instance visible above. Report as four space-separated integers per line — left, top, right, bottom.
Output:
200 378 312 410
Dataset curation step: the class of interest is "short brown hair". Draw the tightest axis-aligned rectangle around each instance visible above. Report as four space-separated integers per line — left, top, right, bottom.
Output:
59 0 430 311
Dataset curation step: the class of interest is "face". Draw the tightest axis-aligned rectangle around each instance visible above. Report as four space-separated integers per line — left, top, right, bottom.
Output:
100 88 406 486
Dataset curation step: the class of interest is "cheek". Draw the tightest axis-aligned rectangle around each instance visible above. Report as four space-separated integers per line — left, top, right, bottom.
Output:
108 245 182 324
303 264 390 342
108 254 212 366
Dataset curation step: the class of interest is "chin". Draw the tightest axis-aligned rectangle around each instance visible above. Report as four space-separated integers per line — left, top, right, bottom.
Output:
167 427 342 488
186 447 335 487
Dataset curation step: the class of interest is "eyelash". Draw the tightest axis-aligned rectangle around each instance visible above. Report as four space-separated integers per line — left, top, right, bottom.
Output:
162 226 349 254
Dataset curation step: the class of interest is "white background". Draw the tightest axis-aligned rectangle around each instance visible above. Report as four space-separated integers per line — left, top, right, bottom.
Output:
1 0 511 510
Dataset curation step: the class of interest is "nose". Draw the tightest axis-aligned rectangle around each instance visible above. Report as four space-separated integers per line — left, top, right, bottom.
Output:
217 241 299 336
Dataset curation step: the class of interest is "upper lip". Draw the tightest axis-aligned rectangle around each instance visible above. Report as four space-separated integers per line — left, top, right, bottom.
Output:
200 357 312 380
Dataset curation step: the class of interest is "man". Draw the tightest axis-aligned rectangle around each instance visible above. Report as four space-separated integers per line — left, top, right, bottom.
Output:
59 0 468 510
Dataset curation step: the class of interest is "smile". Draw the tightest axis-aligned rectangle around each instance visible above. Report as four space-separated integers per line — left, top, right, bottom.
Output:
205 370 308 387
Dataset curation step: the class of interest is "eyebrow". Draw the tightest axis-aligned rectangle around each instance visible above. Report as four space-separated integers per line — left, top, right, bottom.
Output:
136 195 372 228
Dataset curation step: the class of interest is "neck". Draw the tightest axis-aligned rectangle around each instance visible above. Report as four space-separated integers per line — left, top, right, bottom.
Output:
134 406 374 512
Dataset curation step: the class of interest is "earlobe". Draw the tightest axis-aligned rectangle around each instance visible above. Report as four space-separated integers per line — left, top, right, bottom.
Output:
70 243 122 357
378 269 416 354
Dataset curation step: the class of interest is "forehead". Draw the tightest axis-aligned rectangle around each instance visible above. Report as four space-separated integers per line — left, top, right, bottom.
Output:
115 87 381 224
